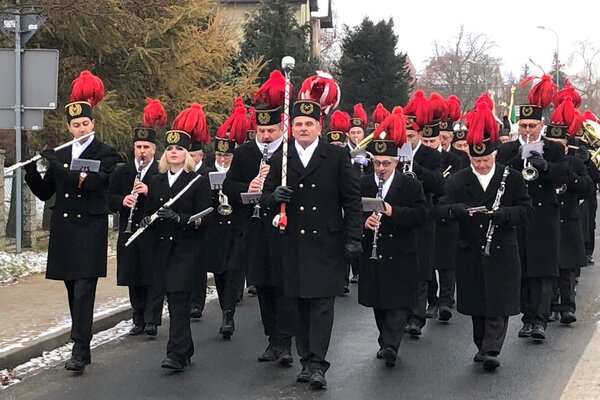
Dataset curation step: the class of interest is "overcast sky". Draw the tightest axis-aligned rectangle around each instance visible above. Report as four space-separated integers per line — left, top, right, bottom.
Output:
317 0 598 79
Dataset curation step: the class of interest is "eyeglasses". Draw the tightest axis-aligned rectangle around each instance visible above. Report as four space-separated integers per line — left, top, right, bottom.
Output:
519 123 539 129
215 153 233 158
373 160 393 167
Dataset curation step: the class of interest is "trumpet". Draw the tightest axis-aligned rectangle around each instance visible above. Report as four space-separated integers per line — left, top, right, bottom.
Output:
124 157 145 234
402 157 417 178
251 144 269 220
582 119 600 149
522 135 539 181
442 165 452 178
370 173 385 261
217 189 233 216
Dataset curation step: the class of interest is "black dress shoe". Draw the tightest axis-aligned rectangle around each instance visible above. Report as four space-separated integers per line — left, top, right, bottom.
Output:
343 286 350 295
407 322 422 338
145 323 158 336
426 304 438 319
190 307 203 319
473 351 484 363
309 370 327 390
129 325 145 336
161 357 187 371
548 311 560 322
279 348 293 367
296 366 311 383
350 274 359 284
586 255 594 265
531 325 546 340
65 356 86 373
382 347 397 367
247 285 257 295
376 348 383 359
560 311 577 324
220 310 235 339
518 323 533 337
258 344 281 361
482 355 500 371
438 306 453 322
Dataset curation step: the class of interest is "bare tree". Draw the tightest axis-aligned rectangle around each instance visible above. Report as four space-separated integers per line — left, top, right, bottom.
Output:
570 39 600 114
417 25 503 111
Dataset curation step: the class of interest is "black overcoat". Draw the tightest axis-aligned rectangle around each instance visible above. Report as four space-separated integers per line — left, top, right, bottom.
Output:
25 137 118 280
496 138 569 277
261 139 363 298
358 172 426 309
435 164 533 317
143 171 212 293
107 159 159 286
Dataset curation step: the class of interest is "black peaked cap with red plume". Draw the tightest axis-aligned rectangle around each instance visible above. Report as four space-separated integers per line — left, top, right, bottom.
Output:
368 106 407 157
326 110 350 144
166 103 210 150
65 70 105 122
465 98 499 157
134 97 167 143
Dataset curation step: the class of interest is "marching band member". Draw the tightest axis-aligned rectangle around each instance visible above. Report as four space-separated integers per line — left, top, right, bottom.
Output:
107 98 165 337
359 107 426 367
24 71 118 373
436 99 532 371
142 104 212 371
496 75 569 341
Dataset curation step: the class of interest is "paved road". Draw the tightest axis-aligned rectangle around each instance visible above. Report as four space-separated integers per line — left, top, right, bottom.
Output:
2 265 600 400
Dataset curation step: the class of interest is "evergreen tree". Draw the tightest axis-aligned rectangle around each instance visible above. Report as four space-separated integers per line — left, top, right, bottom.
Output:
237 0 318 89
336 17 413 114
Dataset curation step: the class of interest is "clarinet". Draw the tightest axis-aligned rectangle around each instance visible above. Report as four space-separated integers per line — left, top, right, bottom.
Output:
124 157 145 234
370 173 385 260
251 144 270 220
482 166 510 256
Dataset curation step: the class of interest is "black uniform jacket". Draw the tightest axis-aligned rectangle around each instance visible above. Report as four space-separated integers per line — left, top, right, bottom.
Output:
558 155 594 269
496 138 569 277
358 172 426 310
143 171 212 293
25 137 118 280
107 159 159 286
261 139 363 298
435 164 533 317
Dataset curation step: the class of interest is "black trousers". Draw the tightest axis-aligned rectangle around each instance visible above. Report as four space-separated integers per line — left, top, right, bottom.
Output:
344 257 360 286
166 292 193 363
256 285 296 344
472 316 509 356
214 269 243 312
551 269 577 313
427 270 456 307
65 278 98 360
520 276 553 328
374 309 408 352
190 272 207 311
408 281 428 328
129 285 163 326
586 195 597 255
295 297 335 373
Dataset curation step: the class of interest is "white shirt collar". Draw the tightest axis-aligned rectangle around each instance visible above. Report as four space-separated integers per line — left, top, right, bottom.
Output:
167 167 184 187
412 140 422 156
215 162 230 173
194 160 203 172
518 134 542 146
470 163 496 192
374 171 395 200
135 158 154 181
295 138 319 168
71 134 95 160
256 136 283 159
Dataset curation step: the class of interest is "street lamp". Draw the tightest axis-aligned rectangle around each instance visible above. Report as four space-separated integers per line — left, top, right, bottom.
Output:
537 25 559 87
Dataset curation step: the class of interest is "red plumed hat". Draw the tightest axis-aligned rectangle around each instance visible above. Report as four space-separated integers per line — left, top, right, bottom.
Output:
329 110 351 132
550 96 576 126
371 103 390 125
254 70 287 106
142 97 167 129
474 92 494 110
553 80 581 108
372 106 407 145
429 92 449 121
404 90 432 128
298 71 341 115
70 70 105 106
447 95 462 121
582 109 600 123
465 99 499 146
172 103 210 144
520 74 557 109
569 108 584 136
217 103 247 145
351 103 368 129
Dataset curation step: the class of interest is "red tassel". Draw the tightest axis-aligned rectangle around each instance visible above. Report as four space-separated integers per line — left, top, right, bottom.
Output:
371 103 390 124
329 110 350 132
582 109 599 123
429 92 449 121
217 104 247 144
298 71 341 115
466 101 498 145
353 103 367 129
521 74 557 108
246 106 257 132
447 95 462 121
553 80 581 108
254 70 287 106
70 70 105 106
404 90 432 128
142 97 167 129
474 92 494 110
568 109 584 136
550 96 575 126
172 103 210 144
372 106 406 145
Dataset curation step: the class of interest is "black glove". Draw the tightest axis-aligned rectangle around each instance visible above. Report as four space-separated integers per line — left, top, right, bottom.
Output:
139 216 152 228
344 240 363 260
273 186 293 203
40 148 57 163
449 203 469 221
24 161 38 174
157 207 180 223
491 208 510 225
411 161 423 176
527 151 548 172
